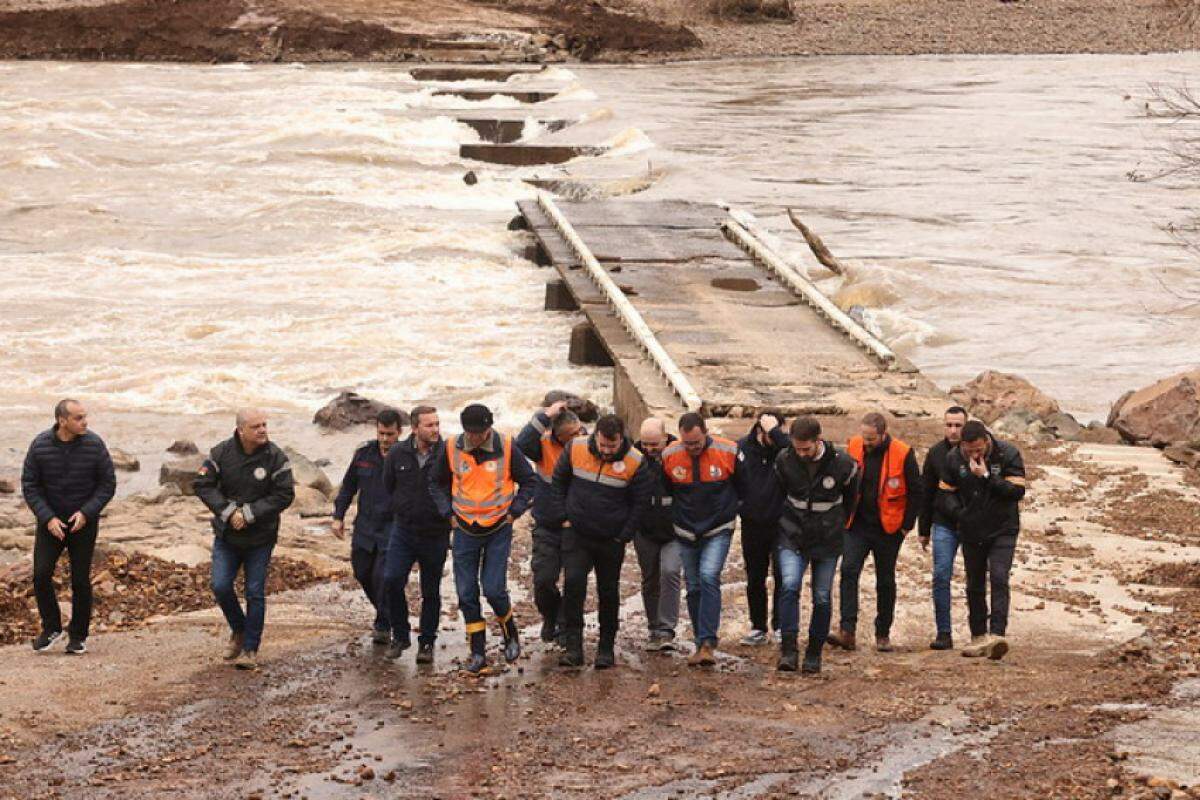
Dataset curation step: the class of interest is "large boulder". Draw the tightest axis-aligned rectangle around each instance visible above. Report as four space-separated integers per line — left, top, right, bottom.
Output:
283 448 334 499
312 392 406 431
159 456 205 496
110 448 140 472
1107 369 1200 447
166 439 199 456
949 370 1061 425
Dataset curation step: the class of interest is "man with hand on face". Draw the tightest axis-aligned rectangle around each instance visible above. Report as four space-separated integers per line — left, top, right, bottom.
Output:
430 404 536 675
937 420 1026 661
383 405 451 664
773 417 859 673
516 396 584 645
23 399 116 655
733 411 789 646
633 417 683 652
919 406 969 651
195 408 295 671
829 412 922 653
551 414 650 669
332 408 404 645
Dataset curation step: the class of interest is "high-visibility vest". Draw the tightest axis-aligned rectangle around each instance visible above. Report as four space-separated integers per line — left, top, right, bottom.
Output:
447 433 516 530
567 438 643 488
535 431 566 483
846 435 911 534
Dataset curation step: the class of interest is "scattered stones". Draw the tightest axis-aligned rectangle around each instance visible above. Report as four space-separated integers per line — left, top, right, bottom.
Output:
110 448 141 472
0 477 15 494
166 439 199 456
159 456 205 496
949 370 1061 424
1108 369 1200 447
312 392 406 432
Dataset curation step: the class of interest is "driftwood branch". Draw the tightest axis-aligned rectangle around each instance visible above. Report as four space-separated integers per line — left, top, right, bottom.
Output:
787 208 846 276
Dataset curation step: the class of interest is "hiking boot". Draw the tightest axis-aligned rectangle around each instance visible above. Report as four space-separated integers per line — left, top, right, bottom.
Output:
594 646 615 670
558 632 584 668
985 636 1009 661
386 638 411 660
540 619 559 644
776 634 799 672
224 630 244 661
961 635 991 658
740 629 769 647
826 629 856 651
65 637 87 655
802 639 823 674
234 650 259 671
32 629 63 652
688 642 716 667
501 617 521 664
929 633 954 651
371 627 391 646
415 643 435 664
875 636 895 653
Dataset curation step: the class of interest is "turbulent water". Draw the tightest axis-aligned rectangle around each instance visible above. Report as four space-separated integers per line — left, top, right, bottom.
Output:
1 55 1198 480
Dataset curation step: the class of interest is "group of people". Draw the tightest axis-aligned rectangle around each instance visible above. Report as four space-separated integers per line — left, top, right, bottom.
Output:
21 394 1026 676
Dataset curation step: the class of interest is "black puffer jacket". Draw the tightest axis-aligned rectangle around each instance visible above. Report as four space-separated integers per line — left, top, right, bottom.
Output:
936 436 1026 543
550 434 651 542
194 433 295 550
735 423 789 524
21 427 116 526
775 441 859 560
634 435 676 543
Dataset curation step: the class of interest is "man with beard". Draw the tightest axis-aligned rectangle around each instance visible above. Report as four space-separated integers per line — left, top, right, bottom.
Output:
918 406 968 650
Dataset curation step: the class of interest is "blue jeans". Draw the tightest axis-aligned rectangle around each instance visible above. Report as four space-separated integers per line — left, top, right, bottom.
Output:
451 524 513 632
385 524 449 646
678 531 732 646
931 524 961 636
210 536 275 653
775 540 837 643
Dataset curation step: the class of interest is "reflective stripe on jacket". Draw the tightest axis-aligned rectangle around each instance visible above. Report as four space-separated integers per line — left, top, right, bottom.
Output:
661 435 739 542
447 433 516 531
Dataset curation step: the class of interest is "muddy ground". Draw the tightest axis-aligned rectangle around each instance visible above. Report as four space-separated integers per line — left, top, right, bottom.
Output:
0 0 1195 62
1 435 1199 799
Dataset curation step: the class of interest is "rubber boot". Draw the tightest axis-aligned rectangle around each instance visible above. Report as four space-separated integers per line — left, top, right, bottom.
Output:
558 630 584 668
802 638 823 674
465 631 487 675
501 616 521 663
776 634 799 672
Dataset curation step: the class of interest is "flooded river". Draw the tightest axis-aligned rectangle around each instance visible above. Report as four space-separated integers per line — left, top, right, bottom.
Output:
1 54 1197 476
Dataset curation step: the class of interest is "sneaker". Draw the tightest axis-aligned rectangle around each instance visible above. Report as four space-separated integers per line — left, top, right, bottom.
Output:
740 629 769 647
371 628 391 646
929 633 954 651
65 637 87 655
235 650 259 671
32 630 63 652
416 643 435 664
224 631 244 661
961 635 991 658
657 634 677 653
386 638 411 660
985 636 1009 661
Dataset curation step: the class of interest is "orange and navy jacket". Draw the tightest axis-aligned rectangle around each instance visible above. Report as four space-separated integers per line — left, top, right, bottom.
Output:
549 435 651 542
846 435 921 535
515 410 580 527
429 430 537 536
660 434 740 542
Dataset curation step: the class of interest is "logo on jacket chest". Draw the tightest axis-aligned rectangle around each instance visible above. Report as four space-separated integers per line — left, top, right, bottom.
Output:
671 466 688 480
822 476 836 489
484 461 498 473
887 477 901 489
253 467 267 481
708 465 723 479
610 461 626 474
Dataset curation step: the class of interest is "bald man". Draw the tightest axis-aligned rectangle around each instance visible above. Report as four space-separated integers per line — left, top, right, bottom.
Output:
633 418 683 651
195 408 295 670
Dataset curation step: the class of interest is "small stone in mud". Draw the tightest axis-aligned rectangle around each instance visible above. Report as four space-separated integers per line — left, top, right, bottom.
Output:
463 170 479 186
358 766 375 781
647 682 660 697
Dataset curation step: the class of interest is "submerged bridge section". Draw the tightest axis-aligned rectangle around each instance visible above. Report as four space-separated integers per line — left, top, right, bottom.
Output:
516 196 947 430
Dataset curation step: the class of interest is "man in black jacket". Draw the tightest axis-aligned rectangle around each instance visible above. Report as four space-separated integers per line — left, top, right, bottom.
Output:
938 420 1026 661
551 414 651 669
633 418 682 652
734 412 788 646
332 408 404 645
382 405 451 664
774 416 859 673
918 406 968 651
194 408 295 670
22 399 117 655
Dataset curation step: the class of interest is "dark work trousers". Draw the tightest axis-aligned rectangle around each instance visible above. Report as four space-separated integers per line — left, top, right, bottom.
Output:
33 521 99 640
561 531 626 649
350 544 389 632
740 518 781 633
962 532 1018 637
531 524 567 632
838 521 905 638
385 526 450 646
